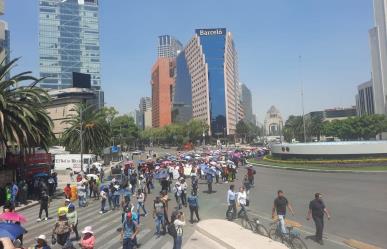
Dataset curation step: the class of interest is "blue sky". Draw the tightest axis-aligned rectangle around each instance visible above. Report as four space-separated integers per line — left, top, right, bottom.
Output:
4 0 373 123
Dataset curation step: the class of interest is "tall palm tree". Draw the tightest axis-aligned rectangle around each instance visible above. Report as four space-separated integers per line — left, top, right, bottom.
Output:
0 58 54 155
61 103 110 155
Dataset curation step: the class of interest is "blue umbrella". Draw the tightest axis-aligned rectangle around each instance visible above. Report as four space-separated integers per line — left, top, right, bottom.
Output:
0 223 25 240
117 188 131 196
0 228 14 240
154 169 169 179
199 164 208 170
33 172 48 178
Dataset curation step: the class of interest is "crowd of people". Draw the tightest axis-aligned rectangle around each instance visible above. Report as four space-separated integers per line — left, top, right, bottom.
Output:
0 147 331 248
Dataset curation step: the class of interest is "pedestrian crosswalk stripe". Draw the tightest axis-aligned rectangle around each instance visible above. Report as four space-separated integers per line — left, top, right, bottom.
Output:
98 228 152 249
160 240 173 249
139 233 170 249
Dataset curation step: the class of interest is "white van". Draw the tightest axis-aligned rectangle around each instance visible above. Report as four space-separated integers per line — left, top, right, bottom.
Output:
54 154 96 173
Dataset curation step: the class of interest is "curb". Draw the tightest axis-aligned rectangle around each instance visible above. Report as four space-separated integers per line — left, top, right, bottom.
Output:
15 201 40 212
196 226 235 249
249 162 387 174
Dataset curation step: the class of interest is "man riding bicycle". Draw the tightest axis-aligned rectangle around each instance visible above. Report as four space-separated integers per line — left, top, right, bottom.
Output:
272 190 295 235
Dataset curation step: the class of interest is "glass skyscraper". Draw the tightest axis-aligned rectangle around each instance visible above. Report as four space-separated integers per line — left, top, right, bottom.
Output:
39 0 101 90
157 35 183 58
174 28 241 136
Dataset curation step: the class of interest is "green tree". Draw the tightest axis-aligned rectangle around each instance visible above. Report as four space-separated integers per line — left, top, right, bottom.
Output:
307 115 324 141
0 58 54 154
185 119 209 142
283 115 304 142
236 120 249 142
61 104 110 155
111 115 139 147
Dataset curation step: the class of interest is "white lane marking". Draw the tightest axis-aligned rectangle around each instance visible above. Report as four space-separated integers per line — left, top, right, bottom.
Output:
100 228 152 249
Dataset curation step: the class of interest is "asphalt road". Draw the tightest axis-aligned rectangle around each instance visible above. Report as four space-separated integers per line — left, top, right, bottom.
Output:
17 148 387 249
245 167 387 248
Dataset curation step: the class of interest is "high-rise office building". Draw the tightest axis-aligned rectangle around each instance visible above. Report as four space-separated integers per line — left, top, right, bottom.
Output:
151 58 175 128
356 80 375 116
0 20 9 66
240 83 254 124
0 0 4 15
0 0 10 68
369 0 387 115
138 97 152 129
158 35 183 58
39 0 101 90
172 50 193 123
174 28 241 136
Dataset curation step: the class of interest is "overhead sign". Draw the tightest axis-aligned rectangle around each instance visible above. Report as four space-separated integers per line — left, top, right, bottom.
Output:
196 28 226 36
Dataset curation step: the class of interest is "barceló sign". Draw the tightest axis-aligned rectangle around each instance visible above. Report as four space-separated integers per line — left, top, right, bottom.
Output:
196 28 226 36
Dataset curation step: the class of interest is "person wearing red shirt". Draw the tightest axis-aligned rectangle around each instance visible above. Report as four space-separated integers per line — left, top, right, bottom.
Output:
64 184 72 199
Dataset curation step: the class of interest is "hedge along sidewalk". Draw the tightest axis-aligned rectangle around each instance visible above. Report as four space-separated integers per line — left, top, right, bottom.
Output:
263 155 387 165
248 159 387 173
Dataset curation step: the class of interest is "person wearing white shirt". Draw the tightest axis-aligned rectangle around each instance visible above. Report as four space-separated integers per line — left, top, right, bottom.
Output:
226 185 237 219
173 212 185 249
237 187 247 218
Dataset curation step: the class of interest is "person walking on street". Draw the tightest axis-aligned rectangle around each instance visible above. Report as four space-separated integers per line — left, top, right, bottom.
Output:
136 189 147 218
121 212 139 249
226 185 237 220
207 173 214 194
78 182 87 208
307 193 331 245
237 187 247 218
160 190 170 224
99 188 107 214
64 184 72 200
173 182 182 210
180 179 188 207
66 204 79 240
79 226 95 249
10 182 18 207
187 191 200 223
52 211 72 247
173 211 185 249
37 190 49 222
271 190 295 235
153 196 166 236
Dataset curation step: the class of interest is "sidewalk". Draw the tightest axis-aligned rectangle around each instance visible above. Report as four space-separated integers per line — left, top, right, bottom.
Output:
184 219 288 249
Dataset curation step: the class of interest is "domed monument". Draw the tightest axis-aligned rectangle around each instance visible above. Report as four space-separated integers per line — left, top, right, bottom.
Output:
264 106 283 136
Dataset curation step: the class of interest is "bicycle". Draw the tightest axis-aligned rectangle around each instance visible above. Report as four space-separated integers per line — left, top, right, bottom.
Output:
239 210 269 237
269 218 308 249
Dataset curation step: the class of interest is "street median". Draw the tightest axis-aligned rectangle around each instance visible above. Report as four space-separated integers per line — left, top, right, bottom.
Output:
193 219 288 249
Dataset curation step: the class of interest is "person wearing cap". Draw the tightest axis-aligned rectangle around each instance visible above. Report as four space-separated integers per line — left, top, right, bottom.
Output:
66 204 79 240
79 226 95 249
121 212 139 249
52 211 72 247
34 234 51 249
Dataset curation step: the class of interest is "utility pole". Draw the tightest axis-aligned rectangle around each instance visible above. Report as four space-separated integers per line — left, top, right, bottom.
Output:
299 56 307 143
80 109 84 172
